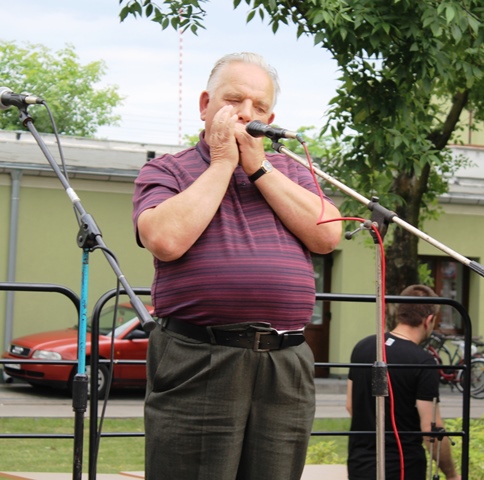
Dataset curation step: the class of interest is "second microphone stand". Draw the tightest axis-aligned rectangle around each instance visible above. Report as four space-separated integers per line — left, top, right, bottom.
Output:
17 106 156 480
271 137 481 480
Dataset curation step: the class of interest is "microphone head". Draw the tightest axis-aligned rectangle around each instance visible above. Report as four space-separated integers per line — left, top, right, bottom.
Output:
0 87 14 110
0 87 44 110
246 120 267 138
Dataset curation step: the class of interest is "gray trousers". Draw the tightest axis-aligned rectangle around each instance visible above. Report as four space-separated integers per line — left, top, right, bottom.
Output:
144 325 316 480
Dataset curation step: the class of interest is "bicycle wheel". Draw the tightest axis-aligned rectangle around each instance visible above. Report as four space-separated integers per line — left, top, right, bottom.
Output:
457 358 484 399
454 362 465 393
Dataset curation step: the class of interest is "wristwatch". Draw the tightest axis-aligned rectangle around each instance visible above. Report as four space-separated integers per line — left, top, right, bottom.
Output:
248 159 273 183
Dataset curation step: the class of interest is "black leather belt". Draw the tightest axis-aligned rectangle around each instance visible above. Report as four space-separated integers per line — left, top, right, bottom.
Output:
161 317 305 352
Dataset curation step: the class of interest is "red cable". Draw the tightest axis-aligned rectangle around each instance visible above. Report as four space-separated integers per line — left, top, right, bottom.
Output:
371 226 405 480
300 140 406 478
301 142 326 224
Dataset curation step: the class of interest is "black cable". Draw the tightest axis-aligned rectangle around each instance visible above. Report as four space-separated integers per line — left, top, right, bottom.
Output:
93 279 122 472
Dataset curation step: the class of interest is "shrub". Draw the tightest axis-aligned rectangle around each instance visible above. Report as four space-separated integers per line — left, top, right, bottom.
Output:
440 417 484 480
306 440 343 465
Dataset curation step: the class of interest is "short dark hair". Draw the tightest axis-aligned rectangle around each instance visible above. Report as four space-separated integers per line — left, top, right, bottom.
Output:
396 284 439 327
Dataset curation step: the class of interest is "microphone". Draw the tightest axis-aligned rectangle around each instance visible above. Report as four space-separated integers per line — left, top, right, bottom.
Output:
246 120 303 142
0 86 44 110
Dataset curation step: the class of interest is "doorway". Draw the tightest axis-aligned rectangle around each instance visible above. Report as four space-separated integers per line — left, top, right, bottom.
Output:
305 253 333 378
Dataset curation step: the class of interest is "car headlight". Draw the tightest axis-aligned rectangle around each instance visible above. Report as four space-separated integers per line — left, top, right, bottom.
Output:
32 350 63 360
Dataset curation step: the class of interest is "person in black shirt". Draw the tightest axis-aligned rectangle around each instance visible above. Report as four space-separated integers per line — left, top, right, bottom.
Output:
346 284 460 480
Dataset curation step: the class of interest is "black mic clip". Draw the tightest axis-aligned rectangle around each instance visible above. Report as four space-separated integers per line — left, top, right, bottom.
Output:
344 220 373 240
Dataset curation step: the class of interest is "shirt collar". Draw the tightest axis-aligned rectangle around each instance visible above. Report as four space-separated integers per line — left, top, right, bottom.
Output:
196 131 210 165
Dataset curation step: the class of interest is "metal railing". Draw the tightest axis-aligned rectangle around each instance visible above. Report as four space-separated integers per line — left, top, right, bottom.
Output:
311 293 472 479
0 285 472 479
0 282 80 444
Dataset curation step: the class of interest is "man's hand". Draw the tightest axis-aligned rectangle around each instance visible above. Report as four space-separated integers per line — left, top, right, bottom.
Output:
234 122 267 176
208 105 239 170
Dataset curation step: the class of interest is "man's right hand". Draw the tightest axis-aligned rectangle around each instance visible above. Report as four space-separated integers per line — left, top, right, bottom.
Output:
207 105 239 170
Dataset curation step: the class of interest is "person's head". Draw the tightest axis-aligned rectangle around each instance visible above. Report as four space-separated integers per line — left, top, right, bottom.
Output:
396 284 439 337
206 52 280 109
200 52 280 142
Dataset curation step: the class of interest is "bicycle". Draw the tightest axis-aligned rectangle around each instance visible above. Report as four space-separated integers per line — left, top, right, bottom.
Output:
423 332 484 399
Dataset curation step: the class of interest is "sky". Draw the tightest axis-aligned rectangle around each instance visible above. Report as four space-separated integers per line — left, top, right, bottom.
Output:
0 0 339 146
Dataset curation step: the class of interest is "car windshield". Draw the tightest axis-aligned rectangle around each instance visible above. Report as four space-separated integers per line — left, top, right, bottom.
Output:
95 305 139 337
105 317 140 338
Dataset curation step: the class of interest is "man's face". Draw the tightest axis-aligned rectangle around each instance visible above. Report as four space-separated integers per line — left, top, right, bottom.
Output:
199 61 275 143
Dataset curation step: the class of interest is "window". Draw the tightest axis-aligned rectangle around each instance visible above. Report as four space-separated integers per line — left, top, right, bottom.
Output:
311 253 333 324
419 256 470 333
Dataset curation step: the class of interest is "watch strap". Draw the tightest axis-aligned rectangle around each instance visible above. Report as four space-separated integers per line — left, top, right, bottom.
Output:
248 167 267 183
249 160 273 183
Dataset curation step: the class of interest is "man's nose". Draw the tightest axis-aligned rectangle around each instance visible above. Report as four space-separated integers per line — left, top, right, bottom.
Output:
237 100 253 123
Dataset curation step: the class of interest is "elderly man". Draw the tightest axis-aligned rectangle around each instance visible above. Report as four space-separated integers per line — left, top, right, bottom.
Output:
133 52 341 480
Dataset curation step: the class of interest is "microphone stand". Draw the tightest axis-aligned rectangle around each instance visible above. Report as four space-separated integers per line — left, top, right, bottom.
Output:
345 215 389 479
16 106 156 480
372 227 388 480
274 141 484 277
271 138 482 480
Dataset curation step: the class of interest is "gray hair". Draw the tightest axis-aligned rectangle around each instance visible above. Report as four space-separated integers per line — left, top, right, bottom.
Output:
206 52 281 110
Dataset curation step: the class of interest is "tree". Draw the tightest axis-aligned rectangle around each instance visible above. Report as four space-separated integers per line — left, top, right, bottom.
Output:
119 0 484 308
0 41 123 136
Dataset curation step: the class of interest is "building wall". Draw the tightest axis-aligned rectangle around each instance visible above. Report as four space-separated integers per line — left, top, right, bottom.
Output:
454 110 484 147
0 173 155 348
420 203 484 339
327 203 484 375
3 171 483 368
1 140 484 374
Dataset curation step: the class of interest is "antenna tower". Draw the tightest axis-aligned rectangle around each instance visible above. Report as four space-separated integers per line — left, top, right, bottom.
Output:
178 19 183 146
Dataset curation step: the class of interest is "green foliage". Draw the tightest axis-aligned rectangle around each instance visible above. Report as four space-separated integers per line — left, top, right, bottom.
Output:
119 0 208 34
0 41 124 136
305 440 344 465
183 131 201 146
275 126 333 159
430 417 484 480
119 0 484 292
309 417 351 461
1 415 483 476
118 1 484 209
417 262 435 288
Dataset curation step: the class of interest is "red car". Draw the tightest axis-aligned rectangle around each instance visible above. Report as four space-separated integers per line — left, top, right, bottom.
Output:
2 303 155 397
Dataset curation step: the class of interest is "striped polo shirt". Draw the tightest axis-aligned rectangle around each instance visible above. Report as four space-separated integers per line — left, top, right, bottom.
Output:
133 134 324 330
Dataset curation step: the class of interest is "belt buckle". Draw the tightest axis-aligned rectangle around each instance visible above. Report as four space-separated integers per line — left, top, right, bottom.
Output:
253 331 272 352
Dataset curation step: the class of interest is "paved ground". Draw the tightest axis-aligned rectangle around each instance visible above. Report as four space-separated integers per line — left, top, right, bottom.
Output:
0 378 482 479
0 465 349 480
1 377 482 419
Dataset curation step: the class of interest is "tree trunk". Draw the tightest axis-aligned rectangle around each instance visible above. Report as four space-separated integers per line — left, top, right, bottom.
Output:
384 171 423 329
384 90 469 329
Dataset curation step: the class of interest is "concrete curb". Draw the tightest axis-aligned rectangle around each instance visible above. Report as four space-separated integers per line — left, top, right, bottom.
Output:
0 466 348 480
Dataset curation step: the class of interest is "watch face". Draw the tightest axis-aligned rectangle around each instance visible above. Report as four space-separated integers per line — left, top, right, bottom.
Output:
262 160 273 173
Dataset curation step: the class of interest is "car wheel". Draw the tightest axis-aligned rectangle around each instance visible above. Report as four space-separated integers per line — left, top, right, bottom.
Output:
2 370 13 384
86 363 110 399
69 362 110 399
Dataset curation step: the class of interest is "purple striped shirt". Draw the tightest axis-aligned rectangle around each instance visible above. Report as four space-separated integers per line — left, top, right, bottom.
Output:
133 134 324 330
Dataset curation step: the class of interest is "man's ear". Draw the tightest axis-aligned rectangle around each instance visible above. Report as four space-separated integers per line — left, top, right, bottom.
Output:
199 91 209 121
424 314 435 331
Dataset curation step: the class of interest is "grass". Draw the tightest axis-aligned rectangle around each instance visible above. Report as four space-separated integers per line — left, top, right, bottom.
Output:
2 416 483 478
0 417 350 474
310 417 351 459
0 417 145 474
